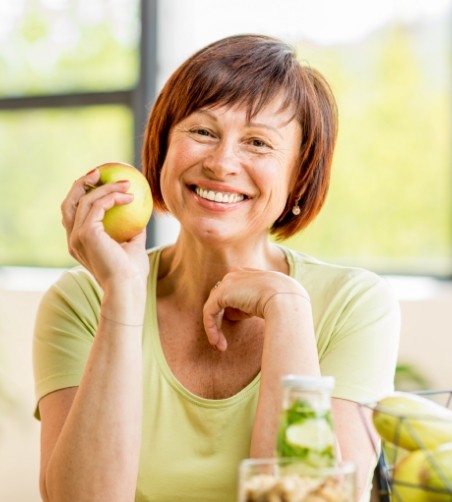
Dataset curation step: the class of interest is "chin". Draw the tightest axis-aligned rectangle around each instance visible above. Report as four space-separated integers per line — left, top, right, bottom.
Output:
188 221 239 245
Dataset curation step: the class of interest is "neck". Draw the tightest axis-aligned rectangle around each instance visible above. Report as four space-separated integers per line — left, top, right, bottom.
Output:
156 231 287 306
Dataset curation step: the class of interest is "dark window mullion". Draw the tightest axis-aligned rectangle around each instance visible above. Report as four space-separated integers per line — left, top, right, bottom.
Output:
0 90 134 111
136 0 158 248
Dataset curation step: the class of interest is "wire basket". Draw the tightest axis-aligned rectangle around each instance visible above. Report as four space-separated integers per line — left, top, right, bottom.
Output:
358 390 452 501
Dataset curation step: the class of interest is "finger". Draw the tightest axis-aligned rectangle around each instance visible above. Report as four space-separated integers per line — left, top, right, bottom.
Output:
61 168 100 233
125 227 147 246
73 185 133 237
203 294 228 351
67 188 134 266
66 182 132 264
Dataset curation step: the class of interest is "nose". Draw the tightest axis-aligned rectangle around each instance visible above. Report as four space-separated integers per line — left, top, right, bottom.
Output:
203 139 240 178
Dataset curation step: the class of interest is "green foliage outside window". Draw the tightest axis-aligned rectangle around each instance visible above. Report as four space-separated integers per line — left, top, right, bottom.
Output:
0 1 450 276
0 0 138 268
0 0 139 96
284 24 450 276
0 106 133 267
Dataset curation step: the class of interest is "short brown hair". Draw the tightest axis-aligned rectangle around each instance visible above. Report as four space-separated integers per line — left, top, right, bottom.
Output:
142 34 338 239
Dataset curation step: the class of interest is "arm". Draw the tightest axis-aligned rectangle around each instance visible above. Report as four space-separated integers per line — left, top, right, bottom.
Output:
322 273 400 500
332 399 380 502
202 269 321 456
250 291 320 457
39 285 145 502
38 169 149 502
203 267 397 502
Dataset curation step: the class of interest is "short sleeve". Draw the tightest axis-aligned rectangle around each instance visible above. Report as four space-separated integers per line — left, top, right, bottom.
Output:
319 272 400 403
32 268 102 418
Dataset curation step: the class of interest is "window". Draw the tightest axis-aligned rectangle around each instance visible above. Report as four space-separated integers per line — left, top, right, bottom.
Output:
0 0 139 96
285 12 451 277
1 0 451 277
0 106 133 266
0 0 156 268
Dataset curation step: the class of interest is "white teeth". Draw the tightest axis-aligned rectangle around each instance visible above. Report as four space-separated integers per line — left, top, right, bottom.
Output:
195 187 245 203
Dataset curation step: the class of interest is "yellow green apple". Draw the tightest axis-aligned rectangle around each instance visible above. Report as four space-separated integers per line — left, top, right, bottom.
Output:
92 162 153 242
392 449 431 501
392 445 452 501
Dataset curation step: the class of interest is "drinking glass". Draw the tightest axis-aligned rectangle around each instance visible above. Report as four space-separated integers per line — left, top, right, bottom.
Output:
238 458 356 502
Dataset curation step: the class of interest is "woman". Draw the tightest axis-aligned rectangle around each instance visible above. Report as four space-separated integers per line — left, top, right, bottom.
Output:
33 34 400 501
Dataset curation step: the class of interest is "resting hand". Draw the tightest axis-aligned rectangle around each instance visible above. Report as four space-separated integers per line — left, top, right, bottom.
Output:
203 268 310 351
61 168 149 290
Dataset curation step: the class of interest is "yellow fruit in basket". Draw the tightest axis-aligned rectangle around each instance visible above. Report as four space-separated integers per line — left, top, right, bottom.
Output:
419 443 452 498
392 444 452 501
372 392 452 450
392 449 430 502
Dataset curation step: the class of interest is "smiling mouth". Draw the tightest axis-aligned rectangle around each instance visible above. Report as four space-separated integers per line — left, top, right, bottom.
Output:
194 187 246 204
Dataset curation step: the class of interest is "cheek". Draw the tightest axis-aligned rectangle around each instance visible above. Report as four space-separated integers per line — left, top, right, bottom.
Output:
165 140 205 175
267 156 298 195
160 143 186 184
159 143 201 208
283 154 301 200
159 154 181 210
268 159 299 214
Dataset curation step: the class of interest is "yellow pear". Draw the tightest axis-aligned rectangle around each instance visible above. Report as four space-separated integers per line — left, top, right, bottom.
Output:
372 392 452 450
392 449 430 502
419 443 452 500
392 445 452 501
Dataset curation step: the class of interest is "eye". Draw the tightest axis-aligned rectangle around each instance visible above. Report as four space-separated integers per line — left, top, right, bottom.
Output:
248 137 272 150
250 138 268 147
190 127 213 137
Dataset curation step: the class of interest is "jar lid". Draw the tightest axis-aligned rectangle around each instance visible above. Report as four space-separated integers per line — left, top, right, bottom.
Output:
281 374 335 391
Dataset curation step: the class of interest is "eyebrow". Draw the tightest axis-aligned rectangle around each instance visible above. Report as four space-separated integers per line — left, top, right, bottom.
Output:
194 109 284 139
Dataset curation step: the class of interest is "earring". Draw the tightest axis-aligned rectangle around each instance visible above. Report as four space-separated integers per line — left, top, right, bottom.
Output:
292 194 301 216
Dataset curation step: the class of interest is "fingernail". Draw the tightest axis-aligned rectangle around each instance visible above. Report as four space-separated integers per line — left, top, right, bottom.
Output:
86 168 97 175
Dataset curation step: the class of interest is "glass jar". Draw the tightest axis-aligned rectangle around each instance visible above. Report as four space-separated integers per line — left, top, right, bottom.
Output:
276 374 337 468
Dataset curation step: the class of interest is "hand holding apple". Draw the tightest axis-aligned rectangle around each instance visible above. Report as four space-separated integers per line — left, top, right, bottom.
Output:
88 162 153 243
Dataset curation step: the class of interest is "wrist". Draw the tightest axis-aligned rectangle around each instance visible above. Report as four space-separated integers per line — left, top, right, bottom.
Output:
101 281 147 326
102 273 147 300
262 291 311 317
99 312 143 328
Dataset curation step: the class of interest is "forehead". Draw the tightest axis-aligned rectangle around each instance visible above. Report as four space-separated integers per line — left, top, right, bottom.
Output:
198 93 298 128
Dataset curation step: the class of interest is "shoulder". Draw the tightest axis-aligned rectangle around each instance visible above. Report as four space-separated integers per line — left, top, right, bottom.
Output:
280 245 399 314
38 246 165 318
34 267 102 338
42 266 102 307
282 244 390 287
146 245 165 266
45 246 163 298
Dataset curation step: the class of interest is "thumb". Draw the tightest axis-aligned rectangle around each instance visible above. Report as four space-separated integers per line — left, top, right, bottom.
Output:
203 307 228 351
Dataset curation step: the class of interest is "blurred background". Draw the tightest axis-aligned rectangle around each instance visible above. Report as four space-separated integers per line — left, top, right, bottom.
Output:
0 0 451 500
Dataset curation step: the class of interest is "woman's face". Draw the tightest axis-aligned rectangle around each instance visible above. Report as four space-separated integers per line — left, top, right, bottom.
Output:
160 94 301 245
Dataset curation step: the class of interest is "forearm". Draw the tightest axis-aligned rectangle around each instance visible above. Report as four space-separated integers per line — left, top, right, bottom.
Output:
43 286 145 502
250 295 320 457
333 401 379 502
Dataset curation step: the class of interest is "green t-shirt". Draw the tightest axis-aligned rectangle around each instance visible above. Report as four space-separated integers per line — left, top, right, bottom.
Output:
33 245 400 501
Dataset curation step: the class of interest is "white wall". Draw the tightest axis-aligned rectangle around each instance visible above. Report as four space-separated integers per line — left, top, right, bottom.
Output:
397 281 452 389
0 271 451 501
0 288 42 502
